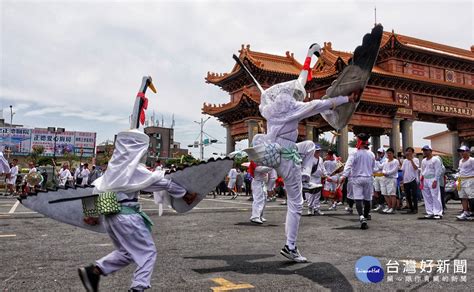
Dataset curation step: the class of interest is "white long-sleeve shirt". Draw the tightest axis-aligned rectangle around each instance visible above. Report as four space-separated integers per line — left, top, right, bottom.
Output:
342 149 376 178
310 156 327 184
58 168 73 186
458 157 474 177
401 158 420 183
0 153 10 174
7 165 18 185
374 156 386 174
263 95 349 148
421 156 442 181
382 159 399 179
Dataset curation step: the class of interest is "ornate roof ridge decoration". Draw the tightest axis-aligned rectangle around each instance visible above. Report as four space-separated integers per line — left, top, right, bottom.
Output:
202 90 260 115
205 44 303 84
381 30 474 61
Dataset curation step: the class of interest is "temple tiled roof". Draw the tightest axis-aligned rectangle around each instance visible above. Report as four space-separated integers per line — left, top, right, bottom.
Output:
382 31 474 61
206 44 303 84
202 87 260 115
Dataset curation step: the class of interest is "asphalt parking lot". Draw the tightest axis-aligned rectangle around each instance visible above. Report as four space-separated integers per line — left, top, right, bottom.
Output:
1 194 472 291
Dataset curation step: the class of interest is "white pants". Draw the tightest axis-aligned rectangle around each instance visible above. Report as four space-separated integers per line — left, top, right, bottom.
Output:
251 180 267 219
351 177 374 201
276 140 315 246
96 213 156 290
421 177 443 216
306 190 321 210
227 178 236 190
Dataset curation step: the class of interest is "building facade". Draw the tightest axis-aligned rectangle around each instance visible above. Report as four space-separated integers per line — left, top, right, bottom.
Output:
203 30 474 168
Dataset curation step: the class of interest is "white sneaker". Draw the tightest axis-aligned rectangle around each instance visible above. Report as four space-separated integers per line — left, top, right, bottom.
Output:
457 213 471 221
386 208 395 214
336 202 343 206
382 207 389 213
307 208 313 216
260 217 267 222
345 207 353 214
250 218 263 224
280 245 307 263
372 205 382 212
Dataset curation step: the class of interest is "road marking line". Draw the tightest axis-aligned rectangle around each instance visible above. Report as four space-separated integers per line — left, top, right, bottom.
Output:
211 278 254 291
0 234 16 238
8 201 20 214
205 199 252 206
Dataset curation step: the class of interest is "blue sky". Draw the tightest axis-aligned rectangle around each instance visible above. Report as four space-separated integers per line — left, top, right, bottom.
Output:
1 0 472 158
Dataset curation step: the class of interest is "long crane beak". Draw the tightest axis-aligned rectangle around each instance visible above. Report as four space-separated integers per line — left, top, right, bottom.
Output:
148 81 157 93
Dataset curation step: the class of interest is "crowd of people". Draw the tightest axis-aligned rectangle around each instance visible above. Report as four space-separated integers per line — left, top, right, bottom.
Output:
1 159 105 196
217 139 474 229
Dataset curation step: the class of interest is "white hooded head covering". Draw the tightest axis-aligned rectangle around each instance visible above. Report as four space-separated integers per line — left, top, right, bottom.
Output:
92 129 164 193
259 79 306 120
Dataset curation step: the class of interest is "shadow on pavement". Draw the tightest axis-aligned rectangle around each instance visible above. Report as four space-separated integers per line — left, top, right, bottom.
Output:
234 222 280 227
185 254 353 291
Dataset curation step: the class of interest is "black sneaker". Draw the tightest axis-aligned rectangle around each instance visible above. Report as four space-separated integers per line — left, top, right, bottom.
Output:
280 245 307 263
129 289 144 292
78 264 100 292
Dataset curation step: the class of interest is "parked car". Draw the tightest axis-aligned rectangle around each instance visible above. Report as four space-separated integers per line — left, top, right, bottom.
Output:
444 171 459 202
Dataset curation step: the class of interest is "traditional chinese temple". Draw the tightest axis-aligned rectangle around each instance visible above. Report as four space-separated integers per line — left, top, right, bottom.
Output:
202 30 474 166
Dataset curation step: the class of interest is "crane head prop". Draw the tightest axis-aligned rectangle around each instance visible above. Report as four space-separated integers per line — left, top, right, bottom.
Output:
130 76 157 129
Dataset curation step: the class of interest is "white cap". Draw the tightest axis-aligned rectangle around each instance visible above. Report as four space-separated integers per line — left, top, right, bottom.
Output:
377 147 385 153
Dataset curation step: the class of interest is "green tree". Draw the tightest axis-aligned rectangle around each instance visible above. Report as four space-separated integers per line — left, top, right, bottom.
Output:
319 137 337 152
29 145 45 164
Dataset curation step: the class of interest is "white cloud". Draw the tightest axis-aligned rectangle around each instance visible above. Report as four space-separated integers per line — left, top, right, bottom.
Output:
1 0 472 158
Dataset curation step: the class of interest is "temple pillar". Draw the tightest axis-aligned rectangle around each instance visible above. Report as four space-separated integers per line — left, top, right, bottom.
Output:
225 124 235 154
390 118 401 154
371 135 381 154
313 128 320 143
246 119 259 147
401 120 414 152
451 131 460 169
337 125 349 161
305 125 314 142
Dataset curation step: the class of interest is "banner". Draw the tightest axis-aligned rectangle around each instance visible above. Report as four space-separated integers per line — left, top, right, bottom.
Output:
0 128 32 155
31 129 76 156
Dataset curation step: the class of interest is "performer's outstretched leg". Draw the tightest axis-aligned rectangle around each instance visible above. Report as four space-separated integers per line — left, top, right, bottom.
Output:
278 159 307 263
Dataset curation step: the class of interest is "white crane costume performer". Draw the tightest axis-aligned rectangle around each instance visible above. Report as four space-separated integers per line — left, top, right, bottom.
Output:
78 77 196 292
234 45 359 262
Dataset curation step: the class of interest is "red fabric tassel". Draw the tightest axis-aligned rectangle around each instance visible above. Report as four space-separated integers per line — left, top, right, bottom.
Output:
248 160 257 178
137 92 148 125
303 57 312 82
355 138 368 150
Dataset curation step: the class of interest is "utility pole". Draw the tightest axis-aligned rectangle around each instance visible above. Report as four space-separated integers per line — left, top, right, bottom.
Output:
194 117 210 160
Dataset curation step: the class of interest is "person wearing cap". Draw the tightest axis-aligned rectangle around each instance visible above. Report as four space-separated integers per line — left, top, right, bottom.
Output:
372 147 386 212
401 147 420 213
340 133 375 230
306 144 327 216
380 148 400 214
456 145 474 221
420 145 443 219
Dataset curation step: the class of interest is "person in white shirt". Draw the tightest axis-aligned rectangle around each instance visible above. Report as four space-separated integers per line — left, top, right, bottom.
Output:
456 145 474 221
7 158 18 195
306 144 327 216
250 165 272 224
323 151 342 211
420 145 443 219
266 168 278 202
401 147 420 213
372 148 386 212
58 162 73 188
227 167 238 199
381 148 400 214
24 161 38 189
340 133 375 230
